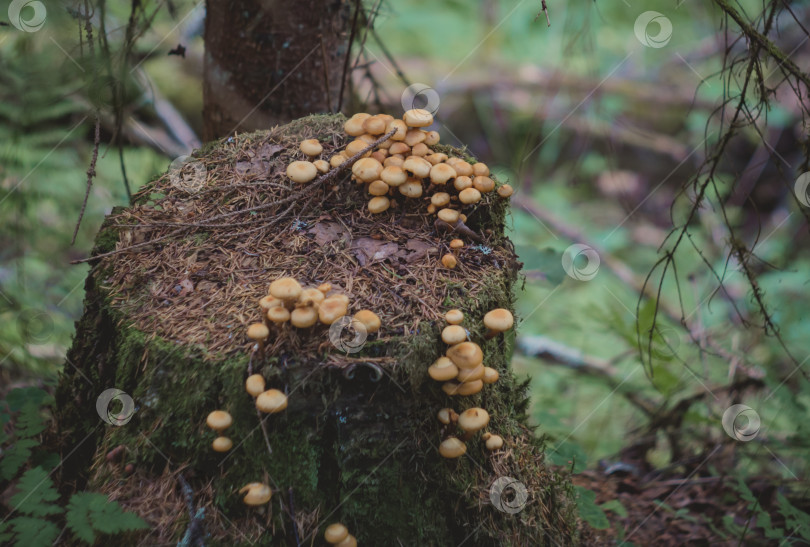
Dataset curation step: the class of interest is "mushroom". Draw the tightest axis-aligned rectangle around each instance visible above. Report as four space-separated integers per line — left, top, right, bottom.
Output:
442 379 484 396
259 295 283 312
483 308 514 339
483 433 504 451
267 306 291 325
472 162 490 177
256 389 288 413
458 187 482 205
497 184 514 198
387 119 408 141
318 296 349 325
437 408 459 425
370 150 388 164
317 282 332 294
239 482 273 506
206 410 233 431
247 323 269 354
473 176 495 193
458 407 490 440
402 157 431 178
269 277 302 308
381 165 407 187
313 159 330 173
300 139 323 157
454 176 473 191
399 180 423 198
286 161 318 183
335 535 357 547
445 309 464 325
344 113 370 136
353 309 381 333
212 437 233 452
437 208 460 225
441 253 457 269
441 325 467 345
389 142 411 155
431 192 451 207
404 129 427 147
291 306 318 328
324 523 349 544
368 196 391 214
403 108 434 128
245 374 266 397
411 142 430 156
456 364 485 383
438 437 467 459
352 157 383 182
446 341 484 369
424 131 440 146
482 367 500 384
330 154 348 168
426 152 448 165
298 288 325 307
447 158 473 177
429 163 456 185
368 180 390 196
345 139 371 157
363 115 387 135
428 356 459 381
449 239 464 250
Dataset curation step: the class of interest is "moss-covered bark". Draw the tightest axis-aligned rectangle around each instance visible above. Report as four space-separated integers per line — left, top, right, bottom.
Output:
55 115 578 545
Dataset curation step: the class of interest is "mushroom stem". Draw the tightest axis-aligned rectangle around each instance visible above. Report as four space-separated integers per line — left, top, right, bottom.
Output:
256 339 265 355
484 328 498 340
460 430 477 442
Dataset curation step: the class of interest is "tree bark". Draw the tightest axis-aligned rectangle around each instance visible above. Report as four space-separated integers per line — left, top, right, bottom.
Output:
202 0 352 140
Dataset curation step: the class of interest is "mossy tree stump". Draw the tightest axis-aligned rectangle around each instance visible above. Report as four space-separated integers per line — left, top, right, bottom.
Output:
55 114 577 545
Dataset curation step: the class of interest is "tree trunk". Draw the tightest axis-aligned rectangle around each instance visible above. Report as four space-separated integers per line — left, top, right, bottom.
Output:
202 0 352 140
55 114 577 545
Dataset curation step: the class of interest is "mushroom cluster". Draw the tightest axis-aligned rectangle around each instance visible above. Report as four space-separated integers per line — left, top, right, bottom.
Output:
249 277 381 353
205 410 233 453
284 110 514 270
324 523 357 546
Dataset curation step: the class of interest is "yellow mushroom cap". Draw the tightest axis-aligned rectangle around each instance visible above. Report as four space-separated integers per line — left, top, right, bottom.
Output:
344 113 371 136
318 296 349 325
473 176 495 193
206 410 232 431
352 157 383 182
269 277 302 302
449 239 464 250
247 323 269 340
428 357 459 381
298 288 325 307
389 142 411 156
399 180 423 198
426 152 448 165
482 367 500 384
368 179 390 196
286 161 318 183
317 282 332 294
291 306 318 328
458 407 490 433
240 482 273 506
368 196 391 214
497 184 514 198
381 165 408 187
411 143 430 157
256 389 288 413
403 108 434 128
245 374 266 397
437 407 458 425
212 436 233 452
472 162 490 177
363 115 387 135
425 130 440 146
483 308 514 333
259 295 283 311
429 163 457 185
442 379 484 396
431 192 451 207
313 159 330 173
454 176 473 191
335 534 357 547
300 139 323 157
459 187 482 205
267 306 291 324
403 156 432 178
446 342 484 369
439 437 467 458
437 208 460 224
387 119 408 140
447 158 473 177
354 309 381 333
404 129 427 147
445 309 464 324
441 254 457 269
330 154 348 168
324 523 349 544
441 325 467 345
485 434 504 450
456 364 485 383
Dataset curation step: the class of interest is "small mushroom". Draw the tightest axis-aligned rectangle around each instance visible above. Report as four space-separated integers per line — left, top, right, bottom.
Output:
483 308 514 339
212 436 233 452
245 374 266 397
441 253 457 269
317 282 332 294
300 139 323 157
446 341 483 369
404 129 427 147
411 142 430 156
335 535 357 547
324 523 349 544
368 196 391 214
497 184 514 198
459 187 482 205
298 288 325 307
291 306 318 328
239 482 272 506
482 367 500 384
269 277 302 308
449 239 464 250
352 157 384 182
363 115 387 135
399 180 423 198
456 364 485 383
286 161 318 183
330 154 348 168
313 159 330 173
256 389 288 414
438 437 467 458
247 323 269 354
441 379 484 396
206 410 232 431
318 296 349 325
437 208 460 225
368 180 390 196
484 433 504 451
429 163 456 185
437 407 459 425
424 131 441 146
403 108 434 128
381 165 407 187
441 325 467 345
344 113 371 136
445 309 464 325
428 356 459 381
472 162 490 177
267 306 291 325
354 309 381 333
431 192 451 207
387 119 408 141
473 176 495 193
458 407 490 440
403 156 431 178
454 176 473 191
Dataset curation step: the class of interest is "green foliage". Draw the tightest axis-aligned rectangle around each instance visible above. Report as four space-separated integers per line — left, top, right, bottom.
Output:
575 486 610 529
0 389 149 545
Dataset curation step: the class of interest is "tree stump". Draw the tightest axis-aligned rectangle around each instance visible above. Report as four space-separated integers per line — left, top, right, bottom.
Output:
55 114 577 545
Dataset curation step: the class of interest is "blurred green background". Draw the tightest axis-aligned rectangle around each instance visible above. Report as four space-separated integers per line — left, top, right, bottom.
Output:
1 0 808 539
